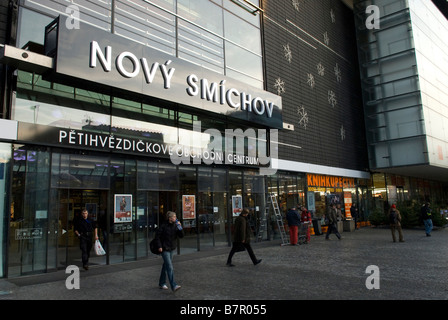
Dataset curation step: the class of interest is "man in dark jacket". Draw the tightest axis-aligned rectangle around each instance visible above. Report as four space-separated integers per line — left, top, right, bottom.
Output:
286 207 300 245
421 202 433 237
226 208 262 267
155 211 184 292
325 203 341 240
74 209 98 270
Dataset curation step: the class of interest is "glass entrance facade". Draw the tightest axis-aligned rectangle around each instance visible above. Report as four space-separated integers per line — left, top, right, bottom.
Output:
7 144 310 277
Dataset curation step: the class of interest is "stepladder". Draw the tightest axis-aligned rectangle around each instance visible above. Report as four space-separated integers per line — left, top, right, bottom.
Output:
257 193 289 245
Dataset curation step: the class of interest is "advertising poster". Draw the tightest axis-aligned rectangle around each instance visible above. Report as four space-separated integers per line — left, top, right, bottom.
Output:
114 194 132 223
307 191 315 212
344 192 352 219
232 195 242 217
182 195 196 220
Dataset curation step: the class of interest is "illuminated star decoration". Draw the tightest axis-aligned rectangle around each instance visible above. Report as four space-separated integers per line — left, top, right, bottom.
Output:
297 105 309 129
317 62 325 76
274 78 286 95
323 32 330 46
283 44 292 64
328 90 337 108
334 63 342 83
307 73 315 89
340 125 346 141
292 0 300 12
330 9 336 23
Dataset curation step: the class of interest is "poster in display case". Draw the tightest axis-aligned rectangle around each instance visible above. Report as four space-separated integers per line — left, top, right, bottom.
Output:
182 195 195 220
114 194 132 223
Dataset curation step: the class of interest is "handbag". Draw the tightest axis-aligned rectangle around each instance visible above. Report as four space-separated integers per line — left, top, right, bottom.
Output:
94 239 106 256
233 242 246 252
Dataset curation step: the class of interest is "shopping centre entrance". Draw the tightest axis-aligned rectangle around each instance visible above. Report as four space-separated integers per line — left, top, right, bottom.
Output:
52 189 108 269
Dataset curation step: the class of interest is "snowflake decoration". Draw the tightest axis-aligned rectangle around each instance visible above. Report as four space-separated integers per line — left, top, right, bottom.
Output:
317 62 325 76
334 63 342 83
323 32 330 46
297 105 309 129
328 90 337 108
307 73 315 89
274 78 286 95
340 125 346 141
292 0 300 12
82 114 92 125
283 44 292 64
330 9 336 23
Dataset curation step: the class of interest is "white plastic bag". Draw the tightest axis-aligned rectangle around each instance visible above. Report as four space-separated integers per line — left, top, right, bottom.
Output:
94 239 106 256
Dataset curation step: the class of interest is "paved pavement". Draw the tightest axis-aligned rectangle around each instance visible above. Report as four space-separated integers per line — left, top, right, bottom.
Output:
1 226 448 302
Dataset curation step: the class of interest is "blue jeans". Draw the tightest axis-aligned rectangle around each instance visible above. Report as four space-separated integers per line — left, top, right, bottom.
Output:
424 219 433 235
159 250 177 290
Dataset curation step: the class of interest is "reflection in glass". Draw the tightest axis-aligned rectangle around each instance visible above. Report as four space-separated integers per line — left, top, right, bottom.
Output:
14 98 110 133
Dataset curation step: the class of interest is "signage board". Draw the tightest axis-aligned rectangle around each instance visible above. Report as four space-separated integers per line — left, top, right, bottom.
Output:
45 18 282 129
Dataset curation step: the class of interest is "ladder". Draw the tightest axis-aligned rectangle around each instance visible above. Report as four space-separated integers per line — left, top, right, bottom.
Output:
257 193 289 245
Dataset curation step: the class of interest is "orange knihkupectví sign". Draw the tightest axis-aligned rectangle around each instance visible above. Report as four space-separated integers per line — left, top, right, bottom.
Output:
307 174 355 189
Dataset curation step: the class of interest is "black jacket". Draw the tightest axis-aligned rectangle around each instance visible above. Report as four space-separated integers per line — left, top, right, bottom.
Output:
286 209 300 226
233 215 251 244
155 221 184 251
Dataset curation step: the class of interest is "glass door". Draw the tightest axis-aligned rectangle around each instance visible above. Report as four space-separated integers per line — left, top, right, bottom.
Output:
9 148 51 277
52 189 108 269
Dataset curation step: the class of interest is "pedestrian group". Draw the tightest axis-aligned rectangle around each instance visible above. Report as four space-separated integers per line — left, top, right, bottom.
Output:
74 200 436 293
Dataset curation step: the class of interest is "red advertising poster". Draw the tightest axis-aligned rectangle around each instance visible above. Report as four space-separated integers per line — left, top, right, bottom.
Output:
182 195 195 220
344 192 352 219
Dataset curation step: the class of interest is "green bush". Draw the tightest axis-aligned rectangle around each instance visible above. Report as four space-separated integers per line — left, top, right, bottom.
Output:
368 202 448 228
368 208 388 226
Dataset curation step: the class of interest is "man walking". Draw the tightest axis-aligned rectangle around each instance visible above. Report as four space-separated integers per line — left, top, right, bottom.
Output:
227 208 262 266
74 209 98 270
389 204 404 242
421 202 433 237
325 203 341 240
155 211 184 292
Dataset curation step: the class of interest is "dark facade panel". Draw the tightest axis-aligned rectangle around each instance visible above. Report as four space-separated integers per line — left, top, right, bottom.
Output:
0 1 8 45
263 0 368 172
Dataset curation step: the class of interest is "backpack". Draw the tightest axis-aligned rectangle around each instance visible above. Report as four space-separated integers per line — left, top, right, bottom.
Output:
150 238 160 255
389 210 398 224
150 227 161 255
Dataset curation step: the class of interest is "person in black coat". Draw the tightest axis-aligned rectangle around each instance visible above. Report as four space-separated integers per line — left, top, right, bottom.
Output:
155 211 184 292
226 208 262 267
74 209 98 270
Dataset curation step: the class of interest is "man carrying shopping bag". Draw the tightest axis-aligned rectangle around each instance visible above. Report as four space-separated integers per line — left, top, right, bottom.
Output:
74 209 99 270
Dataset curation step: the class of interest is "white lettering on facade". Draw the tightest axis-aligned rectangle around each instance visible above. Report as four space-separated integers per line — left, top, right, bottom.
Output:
186 74 275 118
89 41 277 120
89 41 175 89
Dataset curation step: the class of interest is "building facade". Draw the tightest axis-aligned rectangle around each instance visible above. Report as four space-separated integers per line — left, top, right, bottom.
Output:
0 0 446 278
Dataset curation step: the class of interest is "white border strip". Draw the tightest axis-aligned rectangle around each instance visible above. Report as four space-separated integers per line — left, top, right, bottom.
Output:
272 158 370 179
0 119 18 141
